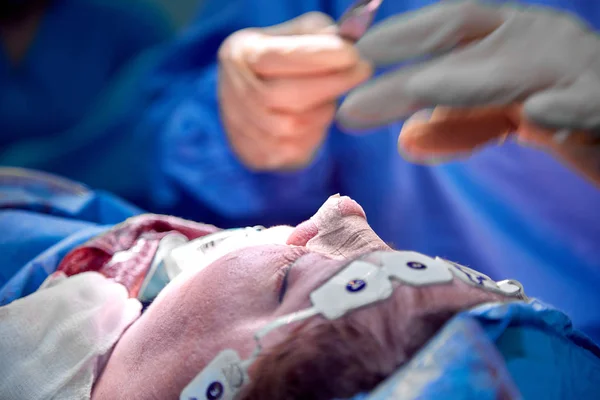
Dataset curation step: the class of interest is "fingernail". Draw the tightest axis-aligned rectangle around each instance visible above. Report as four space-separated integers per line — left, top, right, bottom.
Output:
329 193 341 199
553 129 572 145
398 146 425 163
405 109 434 124
318 24 338 35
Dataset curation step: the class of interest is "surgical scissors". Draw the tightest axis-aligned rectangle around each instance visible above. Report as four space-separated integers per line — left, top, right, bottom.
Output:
337 0 384 42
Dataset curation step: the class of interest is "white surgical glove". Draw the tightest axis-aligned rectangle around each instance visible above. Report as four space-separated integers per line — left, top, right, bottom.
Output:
218 12 372 170
337 0 600 133
0 272 141 400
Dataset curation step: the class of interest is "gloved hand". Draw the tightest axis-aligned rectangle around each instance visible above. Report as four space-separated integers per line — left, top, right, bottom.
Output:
218 12 372 170
336 0 600 184
399 105 600 186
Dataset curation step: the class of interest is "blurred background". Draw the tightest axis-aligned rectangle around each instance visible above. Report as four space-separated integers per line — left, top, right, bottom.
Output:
157 0 199 28
0 0 211 204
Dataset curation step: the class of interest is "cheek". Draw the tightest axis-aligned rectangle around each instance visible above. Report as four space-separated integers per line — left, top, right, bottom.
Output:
174 260 281 332
95 246 306 399
165 245 308 334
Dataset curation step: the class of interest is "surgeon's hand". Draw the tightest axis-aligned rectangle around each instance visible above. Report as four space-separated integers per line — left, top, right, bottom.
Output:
400 106 600 185
218 12 372 170
336 0 600 184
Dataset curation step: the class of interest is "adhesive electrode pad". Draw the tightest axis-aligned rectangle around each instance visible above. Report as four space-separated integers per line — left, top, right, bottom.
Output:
379 251 453 285
438 258 526 298
180 349 248 400
310 261 393 319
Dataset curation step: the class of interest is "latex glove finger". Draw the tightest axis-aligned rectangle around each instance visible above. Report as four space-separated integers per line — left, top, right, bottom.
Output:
224 94 334 169
262 60 372 113
242 33 361 77
399 107 516 162
339 25 545 130
219 11 370 170
261 12 335 36
230 114 330 170
220 46 335 170
399 106 600 185
518 118 600 186
221 59 333 137
219 61 268 136
401 9 594 109
225 32 372 114
264 102 337 139
524 72 600 133
339 3 599 130
229 13 358 78
222 63 337 140
245 101 336 143
337 65 427 129
337 47 524 131
356 0 503 65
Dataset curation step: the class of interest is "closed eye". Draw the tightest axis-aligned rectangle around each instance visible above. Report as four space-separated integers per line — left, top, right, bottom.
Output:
276 246 310 303
278 263 294 303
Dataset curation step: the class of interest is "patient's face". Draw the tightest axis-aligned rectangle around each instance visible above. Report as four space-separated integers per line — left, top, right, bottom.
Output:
93 195 394 398
92 195 507 399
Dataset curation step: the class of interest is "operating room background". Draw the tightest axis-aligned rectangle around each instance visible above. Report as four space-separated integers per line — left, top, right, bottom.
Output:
157 0 200 28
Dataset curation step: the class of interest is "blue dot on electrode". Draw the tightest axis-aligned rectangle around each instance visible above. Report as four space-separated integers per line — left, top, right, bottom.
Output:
346 279 367 292
407 261 427 270
206 381 224 400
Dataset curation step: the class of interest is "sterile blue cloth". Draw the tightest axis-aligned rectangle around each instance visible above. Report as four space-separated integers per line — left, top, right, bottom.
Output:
130 0 600 343
359 301 600 400
0 0 173 201
0 0 171 144
0 168 141 303
1 172 599 399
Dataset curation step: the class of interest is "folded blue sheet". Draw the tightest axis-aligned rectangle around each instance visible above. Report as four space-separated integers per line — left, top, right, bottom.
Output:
358 301 600 399
2 168 598 399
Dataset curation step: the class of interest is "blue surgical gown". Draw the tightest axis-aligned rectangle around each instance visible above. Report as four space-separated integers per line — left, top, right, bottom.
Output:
0 0 172 170
121 0 600 343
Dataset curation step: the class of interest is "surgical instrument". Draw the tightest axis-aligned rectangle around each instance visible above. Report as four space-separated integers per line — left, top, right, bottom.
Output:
337 0 384 42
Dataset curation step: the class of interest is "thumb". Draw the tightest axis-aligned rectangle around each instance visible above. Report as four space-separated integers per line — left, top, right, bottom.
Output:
398 106 517 161
518 114 600 186
262 12 336 36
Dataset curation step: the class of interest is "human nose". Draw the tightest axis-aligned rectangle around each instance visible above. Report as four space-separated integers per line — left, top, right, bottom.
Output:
287 194 391 259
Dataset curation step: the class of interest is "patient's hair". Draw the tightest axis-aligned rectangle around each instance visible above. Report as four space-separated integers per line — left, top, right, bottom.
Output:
238 281 510 400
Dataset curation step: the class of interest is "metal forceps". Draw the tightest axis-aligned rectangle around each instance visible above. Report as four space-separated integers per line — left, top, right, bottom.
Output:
337 0 384 42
